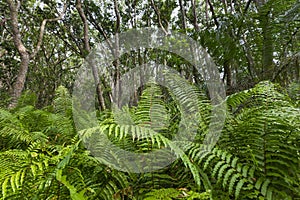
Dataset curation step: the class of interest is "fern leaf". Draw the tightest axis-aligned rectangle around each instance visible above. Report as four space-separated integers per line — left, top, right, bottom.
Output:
255 177 265 190
212 161 225 178
235 179 246 199
217 164 230 182
223 169 235 188
229 174 240 194
261 179 271 196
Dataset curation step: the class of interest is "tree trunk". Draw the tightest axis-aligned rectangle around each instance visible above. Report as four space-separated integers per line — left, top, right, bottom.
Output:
7 0 67 108
261 12 273 80
7 0 30 108
179 0 187 31
76 0 106 110
191 0 200 31
256 0 273 80
113 0 121 107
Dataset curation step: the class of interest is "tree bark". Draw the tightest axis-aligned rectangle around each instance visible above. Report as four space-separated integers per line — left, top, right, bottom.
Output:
191 0 199 31
113 0 121 107
7 0 30 108
7 0 67 108
76 0 106 110
256 0 273 80
179 0 187 31
150 0 168 35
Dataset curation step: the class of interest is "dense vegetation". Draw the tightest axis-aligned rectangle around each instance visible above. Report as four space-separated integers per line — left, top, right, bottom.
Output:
1 0 300 199
0 82 299 199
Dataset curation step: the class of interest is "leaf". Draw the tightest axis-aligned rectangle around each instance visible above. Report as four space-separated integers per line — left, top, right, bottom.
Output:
229 174 240 194
255 177 265 190
223 169 235 188
2 178 9 199
261 179 270 196
235 179 246 199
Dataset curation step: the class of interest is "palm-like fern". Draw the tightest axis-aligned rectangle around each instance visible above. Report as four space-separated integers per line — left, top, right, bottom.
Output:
206 81 300 199
77 80 300 199
0 88 130 200
1 81 299 199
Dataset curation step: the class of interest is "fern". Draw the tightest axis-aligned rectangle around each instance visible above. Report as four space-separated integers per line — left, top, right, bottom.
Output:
1 81 299 199
143 188 210 200
218 81 300 199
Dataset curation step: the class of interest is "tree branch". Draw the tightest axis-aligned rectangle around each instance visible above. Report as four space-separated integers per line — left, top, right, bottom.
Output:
30 1 68 59
86 10 114 54
76 0 90 54
191 0 199 31
207 0 219 28
7 0 27 56
149 0 168 35
244 0 252 13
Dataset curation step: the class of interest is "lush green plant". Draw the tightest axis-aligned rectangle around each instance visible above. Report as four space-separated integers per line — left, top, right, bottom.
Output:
0 81 299 199
0 87 129 200
143 188 210 200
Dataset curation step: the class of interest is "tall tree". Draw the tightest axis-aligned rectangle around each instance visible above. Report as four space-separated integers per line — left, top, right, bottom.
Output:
6 0 67 108
76 0 106 110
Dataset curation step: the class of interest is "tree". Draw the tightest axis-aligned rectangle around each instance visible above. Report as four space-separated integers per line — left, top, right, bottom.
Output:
5 0 67 108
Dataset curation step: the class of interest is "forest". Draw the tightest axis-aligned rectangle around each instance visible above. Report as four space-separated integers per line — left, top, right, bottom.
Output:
0 0 299 199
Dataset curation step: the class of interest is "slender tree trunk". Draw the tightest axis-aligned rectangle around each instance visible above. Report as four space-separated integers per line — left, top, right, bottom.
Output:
223 60 232 93
207 0 219 28
242 37 256 79
7 0 30 108
179 0 187 31
261 12 273 80
150 0 168 35
191 0 200 31
295 56 299 82
7 0 67 108
76 0 106 110
113 0 121 107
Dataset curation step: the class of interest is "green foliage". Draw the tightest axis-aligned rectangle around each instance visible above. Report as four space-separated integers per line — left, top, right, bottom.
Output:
0 82 299 199
288 81 300 106
0 86 138 200
144 188 181 200
215 81 300 199
2 0 300 198
143 188 210 200
283 1 300 21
